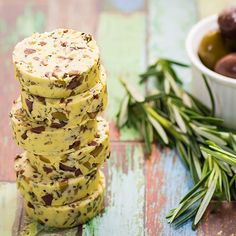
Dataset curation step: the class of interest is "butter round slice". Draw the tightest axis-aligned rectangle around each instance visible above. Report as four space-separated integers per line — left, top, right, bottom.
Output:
10 98 98 155
24 172 105 228
13 29 100 98
15 153 102 206
21 67 107 127
27 119 110 180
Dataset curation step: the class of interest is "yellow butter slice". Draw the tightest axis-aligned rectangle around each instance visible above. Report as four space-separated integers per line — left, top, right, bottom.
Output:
10 98 98 155
27 118 110 180
21 67 107 127
13 29 100 98
15 153 102 206
24 172 105 228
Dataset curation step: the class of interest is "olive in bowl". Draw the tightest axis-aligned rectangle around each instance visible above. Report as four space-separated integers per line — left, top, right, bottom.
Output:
186 14 236 129
215 53 236 79
198 30 229 70
218 6 236 51
218 7 236 41
197 6 236 77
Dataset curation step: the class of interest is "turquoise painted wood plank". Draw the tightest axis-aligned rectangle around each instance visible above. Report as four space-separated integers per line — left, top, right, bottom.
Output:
96 10 146 141
6 143 144 235
83 143 145 236
147 0 197 90
145 147 196 236
147 0 197 62
0 182 18 236
146 0 198 235
2 0 236 235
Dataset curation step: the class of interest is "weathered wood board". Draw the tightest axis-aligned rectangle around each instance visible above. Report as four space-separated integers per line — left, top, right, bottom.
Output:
0 0 235 235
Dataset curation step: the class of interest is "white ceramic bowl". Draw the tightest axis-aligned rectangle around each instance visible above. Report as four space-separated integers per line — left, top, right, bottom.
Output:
186 15 236 129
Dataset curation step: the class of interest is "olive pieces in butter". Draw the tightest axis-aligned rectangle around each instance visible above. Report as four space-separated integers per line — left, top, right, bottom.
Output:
11 28 110 229
27 118 110 180
13 29 100 98
21 67 107 127
24 172 105 228
15 153 103 206
10 98 98 154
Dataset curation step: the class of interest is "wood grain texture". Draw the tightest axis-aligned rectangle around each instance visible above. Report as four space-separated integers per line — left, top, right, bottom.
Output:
144 146 196 236
146 1 236 235
0 0 46 181
0 0 101 181
97 9 146 141
0 182 18 236
147 0 197 89
4 143 145 236
46 0 100 35
0 0 235 235
146 0 197 235
198 202 236 236
83 142 145 236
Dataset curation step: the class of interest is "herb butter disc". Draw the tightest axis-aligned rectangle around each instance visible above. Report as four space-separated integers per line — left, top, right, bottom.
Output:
10 98 98 155
24 172 105 228
15 153 102 206
27 118 110 180
13 29 100 98
21 66 107 127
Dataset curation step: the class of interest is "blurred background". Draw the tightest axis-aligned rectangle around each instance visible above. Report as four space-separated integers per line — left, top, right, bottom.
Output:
1 0 235 181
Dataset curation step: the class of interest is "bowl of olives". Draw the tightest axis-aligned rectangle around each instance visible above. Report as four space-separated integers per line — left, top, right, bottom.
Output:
186 6 236 129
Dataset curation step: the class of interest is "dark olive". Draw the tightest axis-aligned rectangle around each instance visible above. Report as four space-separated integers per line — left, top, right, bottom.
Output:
198 30 230 69
218 6 236 40
214 53 236 79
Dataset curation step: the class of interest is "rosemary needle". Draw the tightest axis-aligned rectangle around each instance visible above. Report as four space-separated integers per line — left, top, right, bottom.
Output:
116 58 236 228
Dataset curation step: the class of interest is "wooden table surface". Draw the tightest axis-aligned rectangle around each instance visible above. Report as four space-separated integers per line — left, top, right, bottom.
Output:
1 0 236 235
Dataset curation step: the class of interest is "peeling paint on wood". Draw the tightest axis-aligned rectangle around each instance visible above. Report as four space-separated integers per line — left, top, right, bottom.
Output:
83 143 145 236
147 0 197 89
7 143 145 236
0 0 236 235
0 0 46 181
0 182 18 236
146 1 198 234
198 202 236 236
97 12 146 140
144 146 197 236
0 2 45 52
46 0 100 35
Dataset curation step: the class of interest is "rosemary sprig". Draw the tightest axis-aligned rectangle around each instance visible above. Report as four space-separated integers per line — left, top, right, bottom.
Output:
116 58 236 228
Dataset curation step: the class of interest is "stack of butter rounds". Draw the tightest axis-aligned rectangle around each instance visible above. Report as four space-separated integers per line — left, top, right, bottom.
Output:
10 29 110 228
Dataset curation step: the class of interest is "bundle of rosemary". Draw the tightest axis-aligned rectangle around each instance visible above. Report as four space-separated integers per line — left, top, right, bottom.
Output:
116 59 236 229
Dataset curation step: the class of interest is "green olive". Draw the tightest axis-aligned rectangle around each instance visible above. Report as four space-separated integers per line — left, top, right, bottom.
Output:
39 155 51 163
198 30 230 69
51 111 68 121
90 144 103 157
59 180 69 192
